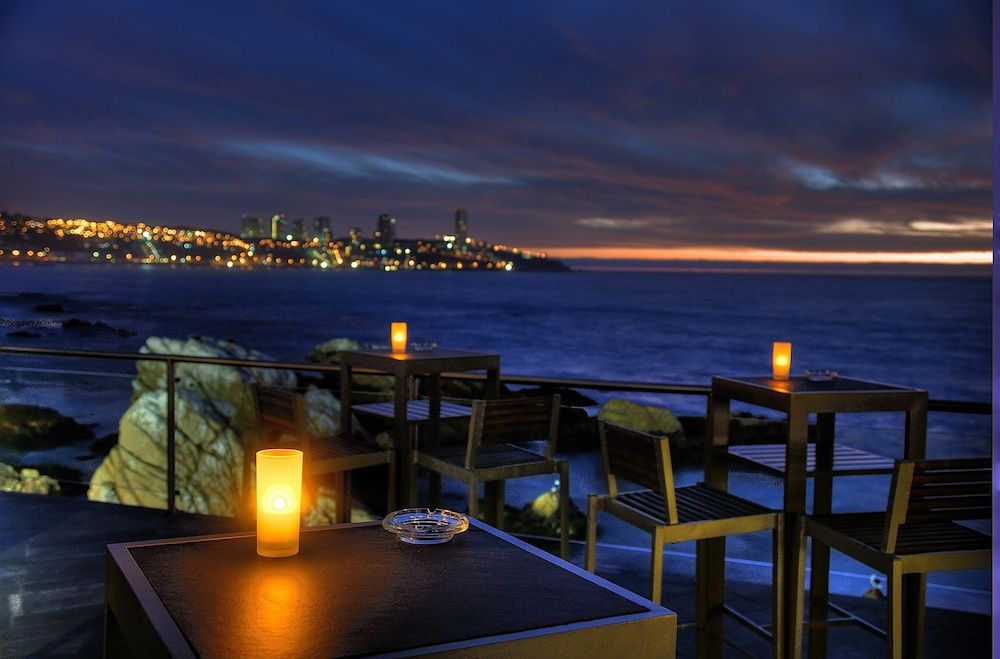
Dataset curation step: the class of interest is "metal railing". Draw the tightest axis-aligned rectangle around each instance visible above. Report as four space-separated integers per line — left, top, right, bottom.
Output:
0 345 991 514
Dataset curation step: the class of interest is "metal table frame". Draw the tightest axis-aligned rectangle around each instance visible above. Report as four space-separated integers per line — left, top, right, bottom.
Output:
703 375 928 658
339 348 500 506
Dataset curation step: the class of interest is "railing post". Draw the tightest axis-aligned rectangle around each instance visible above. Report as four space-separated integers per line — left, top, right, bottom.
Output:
166 358 176 514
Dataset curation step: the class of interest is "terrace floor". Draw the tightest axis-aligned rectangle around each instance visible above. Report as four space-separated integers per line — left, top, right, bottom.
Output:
0 491 990 658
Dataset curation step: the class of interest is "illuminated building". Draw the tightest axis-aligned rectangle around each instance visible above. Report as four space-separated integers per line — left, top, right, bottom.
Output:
348 227 361 245
241 215 263 239
374 214 396 246
314 216 332 242
270 214 286 240
290 218 306 241
455 208 468 244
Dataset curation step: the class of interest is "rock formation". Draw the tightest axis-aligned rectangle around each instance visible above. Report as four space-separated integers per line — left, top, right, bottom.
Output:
596 398 684 437
88 336 366 522
0 403 94 450
88 389 244 515
132 335 296 430
0 462 61 495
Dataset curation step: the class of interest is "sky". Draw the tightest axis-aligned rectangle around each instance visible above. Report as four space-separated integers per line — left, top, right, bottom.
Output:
0 1 992 264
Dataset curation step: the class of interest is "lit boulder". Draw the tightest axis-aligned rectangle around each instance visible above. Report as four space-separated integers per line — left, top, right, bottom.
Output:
88 389 244 516
596 398 684 437
0 462 61 495
132 336 296 430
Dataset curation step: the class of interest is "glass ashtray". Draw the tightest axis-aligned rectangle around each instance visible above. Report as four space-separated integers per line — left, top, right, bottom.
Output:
382 508 469 544
804 369 838 382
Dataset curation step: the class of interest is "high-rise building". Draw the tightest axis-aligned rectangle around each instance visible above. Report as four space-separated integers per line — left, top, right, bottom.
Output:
270 214 286 241
455 208 468 244
314 216 332 242
240 214 263 239
290 218 307 241
374 214 396 246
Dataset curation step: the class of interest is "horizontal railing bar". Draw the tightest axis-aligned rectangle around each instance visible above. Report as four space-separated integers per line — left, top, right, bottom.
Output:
0 365 135 379
0 345 990 413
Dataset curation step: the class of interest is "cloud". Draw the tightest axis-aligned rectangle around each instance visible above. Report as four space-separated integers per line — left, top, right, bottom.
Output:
818 217 992 239
220 140 517 186
575 217 653 229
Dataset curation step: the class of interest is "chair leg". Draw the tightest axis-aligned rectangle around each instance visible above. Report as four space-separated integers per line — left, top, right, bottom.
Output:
429 472 442 509
784 513 806 659
339 471 353 523
886 561 903 659
558 461 570 560
902 573 926 659
808 538 832 658
386 453 397 513
467 478 479 520
696 537 726 659
772 514 788 659
484 480 505 529
649 529 664 605
585 495 599 573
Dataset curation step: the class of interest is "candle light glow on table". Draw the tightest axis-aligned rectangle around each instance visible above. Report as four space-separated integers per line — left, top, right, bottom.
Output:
256 448 303 558
772 341 792 380
391 322 408 354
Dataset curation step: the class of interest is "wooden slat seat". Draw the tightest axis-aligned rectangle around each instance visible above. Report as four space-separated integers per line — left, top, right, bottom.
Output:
796 457 991 658
585 421 785 658
351 399 472 422
413 396 570 559
250 385 395 524
725 443 895 475
808 512 990 555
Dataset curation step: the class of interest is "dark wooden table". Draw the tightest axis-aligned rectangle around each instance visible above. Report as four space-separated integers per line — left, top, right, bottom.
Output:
339 348 500 506
703 375 928 658
105 520 677 658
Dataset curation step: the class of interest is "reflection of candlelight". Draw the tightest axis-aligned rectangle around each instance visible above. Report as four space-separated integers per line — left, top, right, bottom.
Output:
772 341 792 380
240 568 306 652
256 448 302 557
391 322 407 354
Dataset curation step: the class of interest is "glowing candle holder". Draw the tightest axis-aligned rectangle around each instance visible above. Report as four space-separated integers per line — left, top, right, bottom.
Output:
391 322 408 354
256 448 302 558
772 341 792 380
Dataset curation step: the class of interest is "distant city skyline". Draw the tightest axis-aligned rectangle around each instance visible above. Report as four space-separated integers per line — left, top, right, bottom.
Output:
0 3 991 264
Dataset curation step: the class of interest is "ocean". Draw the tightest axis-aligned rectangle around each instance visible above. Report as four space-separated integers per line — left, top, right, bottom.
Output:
0 263 991 609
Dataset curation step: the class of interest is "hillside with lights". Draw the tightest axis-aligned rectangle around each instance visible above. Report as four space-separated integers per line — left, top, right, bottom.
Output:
0 212 568 272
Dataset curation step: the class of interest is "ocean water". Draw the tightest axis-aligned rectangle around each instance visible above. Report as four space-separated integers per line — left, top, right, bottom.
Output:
0 264 991 608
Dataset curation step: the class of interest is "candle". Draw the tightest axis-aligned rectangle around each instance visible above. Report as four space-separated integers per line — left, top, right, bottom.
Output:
256 448 303 558
390 322 407 354
772 341 792 380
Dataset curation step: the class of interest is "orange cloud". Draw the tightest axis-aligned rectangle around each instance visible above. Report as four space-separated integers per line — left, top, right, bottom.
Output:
535 246 993 265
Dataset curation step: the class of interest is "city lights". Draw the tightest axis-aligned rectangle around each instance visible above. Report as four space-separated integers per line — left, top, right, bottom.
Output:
0 210 563 272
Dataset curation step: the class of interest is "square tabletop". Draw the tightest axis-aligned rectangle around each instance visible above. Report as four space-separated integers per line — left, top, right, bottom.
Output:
711 375 926 414
340 348 500 374
106 521 675 658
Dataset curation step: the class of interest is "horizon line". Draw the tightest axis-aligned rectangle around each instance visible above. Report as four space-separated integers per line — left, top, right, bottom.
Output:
532 246 993 266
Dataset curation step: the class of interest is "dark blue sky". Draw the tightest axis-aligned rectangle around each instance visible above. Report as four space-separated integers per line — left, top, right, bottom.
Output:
0 1 991 261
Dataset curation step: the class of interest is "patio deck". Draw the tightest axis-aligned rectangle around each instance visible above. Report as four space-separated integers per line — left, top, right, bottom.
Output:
0 491 990 658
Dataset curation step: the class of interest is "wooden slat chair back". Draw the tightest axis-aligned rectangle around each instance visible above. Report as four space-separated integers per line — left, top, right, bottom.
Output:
467 395 560 462
249 384 395 525
586 420 784 658
797 456 991 659
413 395 570 559
600 421 675 520
884 457 991 552
255 385 306 444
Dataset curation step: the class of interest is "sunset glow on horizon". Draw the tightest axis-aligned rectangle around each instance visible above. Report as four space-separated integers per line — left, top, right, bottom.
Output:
536 246 993 265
